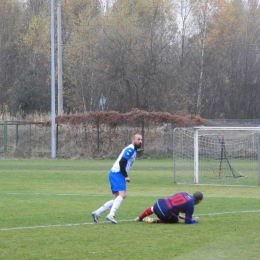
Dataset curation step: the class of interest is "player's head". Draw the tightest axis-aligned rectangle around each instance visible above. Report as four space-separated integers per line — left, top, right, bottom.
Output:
193 191 203 205
132 133 142 149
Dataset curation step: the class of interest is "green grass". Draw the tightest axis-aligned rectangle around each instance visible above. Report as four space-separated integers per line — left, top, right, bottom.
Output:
1 159 260 259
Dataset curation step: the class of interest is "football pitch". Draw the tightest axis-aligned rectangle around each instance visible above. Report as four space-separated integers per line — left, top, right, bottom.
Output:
0 159 260 260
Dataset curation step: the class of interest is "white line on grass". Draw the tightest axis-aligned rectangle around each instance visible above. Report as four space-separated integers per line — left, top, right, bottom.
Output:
0 219 131 231
199 210 260 216
1 210 260 231
0 192 104 197
1 192 146 197
1 192 260 199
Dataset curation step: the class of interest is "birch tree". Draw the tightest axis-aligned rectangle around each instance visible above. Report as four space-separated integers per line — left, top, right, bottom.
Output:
190 0 212 115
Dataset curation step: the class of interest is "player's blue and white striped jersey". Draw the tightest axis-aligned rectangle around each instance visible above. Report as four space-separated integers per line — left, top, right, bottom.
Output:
110 144 136 174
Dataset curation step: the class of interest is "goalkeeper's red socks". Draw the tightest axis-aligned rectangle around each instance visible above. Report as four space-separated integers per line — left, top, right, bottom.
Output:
139 207 154 219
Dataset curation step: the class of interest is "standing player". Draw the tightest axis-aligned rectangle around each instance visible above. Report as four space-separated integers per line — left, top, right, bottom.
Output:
135 191 203 224
91 133 142 224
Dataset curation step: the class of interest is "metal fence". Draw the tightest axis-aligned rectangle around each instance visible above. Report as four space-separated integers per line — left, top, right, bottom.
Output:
0 120 173 158
1 119 260 159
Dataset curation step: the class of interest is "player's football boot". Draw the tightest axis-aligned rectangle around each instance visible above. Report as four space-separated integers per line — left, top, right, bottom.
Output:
106 214 117 224
91 212 100 223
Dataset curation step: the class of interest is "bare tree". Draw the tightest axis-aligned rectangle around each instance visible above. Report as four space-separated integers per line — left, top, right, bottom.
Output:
0 0 23 113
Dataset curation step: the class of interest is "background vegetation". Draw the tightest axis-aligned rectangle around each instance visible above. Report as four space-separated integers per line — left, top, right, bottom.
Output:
1 159 260 260
0 110 205 158
1 0 260 119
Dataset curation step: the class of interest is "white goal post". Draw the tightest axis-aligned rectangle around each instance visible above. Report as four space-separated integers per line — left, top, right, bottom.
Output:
173 127 260 186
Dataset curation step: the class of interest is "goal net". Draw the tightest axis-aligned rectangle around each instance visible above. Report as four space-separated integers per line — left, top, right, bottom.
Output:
173 127 260 186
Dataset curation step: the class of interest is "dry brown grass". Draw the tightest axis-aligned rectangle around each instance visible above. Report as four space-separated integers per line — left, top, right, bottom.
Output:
0 111 204 158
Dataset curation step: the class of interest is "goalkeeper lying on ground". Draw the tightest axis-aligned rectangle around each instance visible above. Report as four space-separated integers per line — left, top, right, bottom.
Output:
135 191 203 224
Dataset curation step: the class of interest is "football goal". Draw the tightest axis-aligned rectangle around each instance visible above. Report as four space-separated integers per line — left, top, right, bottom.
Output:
173 127 260 186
